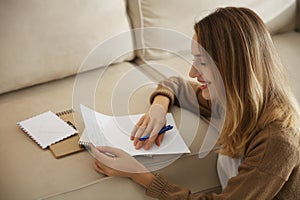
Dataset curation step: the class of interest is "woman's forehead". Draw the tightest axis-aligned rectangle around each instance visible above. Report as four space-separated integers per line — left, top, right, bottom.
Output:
191 34 201 56
191 39 202 56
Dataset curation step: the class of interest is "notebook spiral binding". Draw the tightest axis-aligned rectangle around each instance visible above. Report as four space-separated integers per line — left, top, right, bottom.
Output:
56 109 74 117
55 109 77 130
79 141 90 146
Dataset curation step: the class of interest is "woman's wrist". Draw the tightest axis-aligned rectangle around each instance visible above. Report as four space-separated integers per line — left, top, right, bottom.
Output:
131 172 155 188
152 95 170 113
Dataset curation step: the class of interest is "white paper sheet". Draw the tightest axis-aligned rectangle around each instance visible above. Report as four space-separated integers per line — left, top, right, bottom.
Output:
17 111 77 149
80 105 190 156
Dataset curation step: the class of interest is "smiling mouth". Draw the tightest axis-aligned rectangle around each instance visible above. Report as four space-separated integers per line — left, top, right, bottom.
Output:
198 80 210 90
200 84 207 90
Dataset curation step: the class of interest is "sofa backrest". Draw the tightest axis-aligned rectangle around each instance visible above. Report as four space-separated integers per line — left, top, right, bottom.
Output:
0 0 297 94
0 0 134 94
127 0 297 60
297 0 300 31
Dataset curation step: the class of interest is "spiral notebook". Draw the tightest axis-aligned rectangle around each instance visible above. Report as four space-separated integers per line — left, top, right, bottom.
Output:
79 105 191 156
17 111 78 149
49 109 85 158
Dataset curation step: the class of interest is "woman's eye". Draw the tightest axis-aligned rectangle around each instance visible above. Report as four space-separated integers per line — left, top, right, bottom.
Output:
192 59 206 66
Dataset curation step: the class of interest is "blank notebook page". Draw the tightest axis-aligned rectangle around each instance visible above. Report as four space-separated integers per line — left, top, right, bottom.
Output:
17 111 77 149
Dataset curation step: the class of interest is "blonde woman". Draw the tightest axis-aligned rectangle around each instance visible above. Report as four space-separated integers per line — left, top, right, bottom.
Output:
91 7 300 199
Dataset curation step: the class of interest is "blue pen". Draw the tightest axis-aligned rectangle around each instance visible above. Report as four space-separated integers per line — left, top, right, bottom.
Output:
138 125 173 141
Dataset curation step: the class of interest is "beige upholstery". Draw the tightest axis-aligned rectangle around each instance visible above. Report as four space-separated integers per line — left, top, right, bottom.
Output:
0 0 134 94
0 62 218 200
127 0 297 60
297 0 300 30
273 32 300 101
0 0 299 199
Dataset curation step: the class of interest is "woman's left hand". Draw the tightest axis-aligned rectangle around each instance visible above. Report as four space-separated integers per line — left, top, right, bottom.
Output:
90 144 155 188
90 144 149 178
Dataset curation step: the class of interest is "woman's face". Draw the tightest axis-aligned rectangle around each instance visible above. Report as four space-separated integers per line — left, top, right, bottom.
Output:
189 34 212 100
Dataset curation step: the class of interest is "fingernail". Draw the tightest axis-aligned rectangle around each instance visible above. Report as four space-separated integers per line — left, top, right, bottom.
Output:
135 143 141 149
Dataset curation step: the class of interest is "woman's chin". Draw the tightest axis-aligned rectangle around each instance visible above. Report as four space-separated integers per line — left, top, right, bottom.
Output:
201 90 211 100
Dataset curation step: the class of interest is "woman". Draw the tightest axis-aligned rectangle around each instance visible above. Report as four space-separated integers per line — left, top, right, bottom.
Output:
90 7 300 199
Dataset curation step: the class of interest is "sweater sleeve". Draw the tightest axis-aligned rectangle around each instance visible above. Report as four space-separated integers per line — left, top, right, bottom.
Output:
146 126 299 199
146 174 216 200
149 76 211 118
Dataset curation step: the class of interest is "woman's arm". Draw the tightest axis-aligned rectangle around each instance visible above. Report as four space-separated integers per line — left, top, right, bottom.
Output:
145 127 299 200
152 95 170 113
91 126 298 200
131 172 156 188
150 76 211 118
132 76 211 150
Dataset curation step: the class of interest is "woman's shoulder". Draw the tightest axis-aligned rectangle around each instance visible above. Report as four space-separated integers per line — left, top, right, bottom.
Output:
248 122 300 151
266 123 300 149
245 123 300 178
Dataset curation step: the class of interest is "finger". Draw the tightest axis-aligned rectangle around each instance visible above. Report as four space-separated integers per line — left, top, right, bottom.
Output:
133 125 146 145
89 143 99 156
131 125 139 140
144 125 162 150
90 145 113 164
96 146 123 157
131 115 145 140
94 160 105 174
134 140 145 150
133 118 150 145
155 132 165 146
94 160 107 175
154 121 167 147
134 121 154 149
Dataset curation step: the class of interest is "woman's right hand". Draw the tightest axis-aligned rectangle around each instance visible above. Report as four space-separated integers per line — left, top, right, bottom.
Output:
131 103 167 150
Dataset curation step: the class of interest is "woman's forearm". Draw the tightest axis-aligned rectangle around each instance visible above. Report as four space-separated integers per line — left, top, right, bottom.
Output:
152 95 170 113
129 96 168 187
131 172 155 188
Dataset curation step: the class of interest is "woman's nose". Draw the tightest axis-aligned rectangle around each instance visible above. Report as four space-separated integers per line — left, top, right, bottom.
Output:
189 65 201 78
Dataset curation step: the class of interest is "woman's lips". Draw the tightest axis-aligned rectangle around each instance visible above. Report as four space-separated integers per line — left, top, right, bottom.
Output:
200 84 208 90
198 80 209 90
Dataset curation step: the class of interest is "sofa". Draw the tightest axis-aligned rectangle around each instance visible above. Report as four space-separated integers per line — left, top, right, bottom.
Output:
0 0 299 199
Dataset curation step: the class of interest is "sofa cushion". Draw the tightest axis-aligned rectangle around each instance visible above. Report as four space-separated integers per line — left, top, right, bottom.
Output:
141 53 193 80
0 62 136 200
0 0 135 94
42 153 220 200
0 60 220 199
273 32 300 101
127 0 297 60
41 177 151 200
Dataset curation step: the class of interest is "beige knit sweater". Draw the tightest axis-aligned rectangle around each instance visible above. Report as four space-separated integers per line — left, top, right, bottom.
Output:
146 77 300 200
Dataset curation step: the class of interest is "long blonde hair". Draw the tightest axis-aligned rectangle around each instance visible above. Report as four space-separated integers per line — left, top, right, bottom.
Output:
194 7 300 157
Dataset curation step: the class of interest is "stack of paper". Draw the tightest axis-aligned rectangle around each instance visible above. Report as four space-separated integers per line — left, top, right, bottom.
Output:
79 105 190 156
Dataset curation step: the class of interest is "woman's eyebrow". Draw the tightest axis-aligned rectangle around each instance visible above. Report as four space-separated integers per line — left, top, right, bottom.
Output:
193 54 202 58
191 52 202 57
